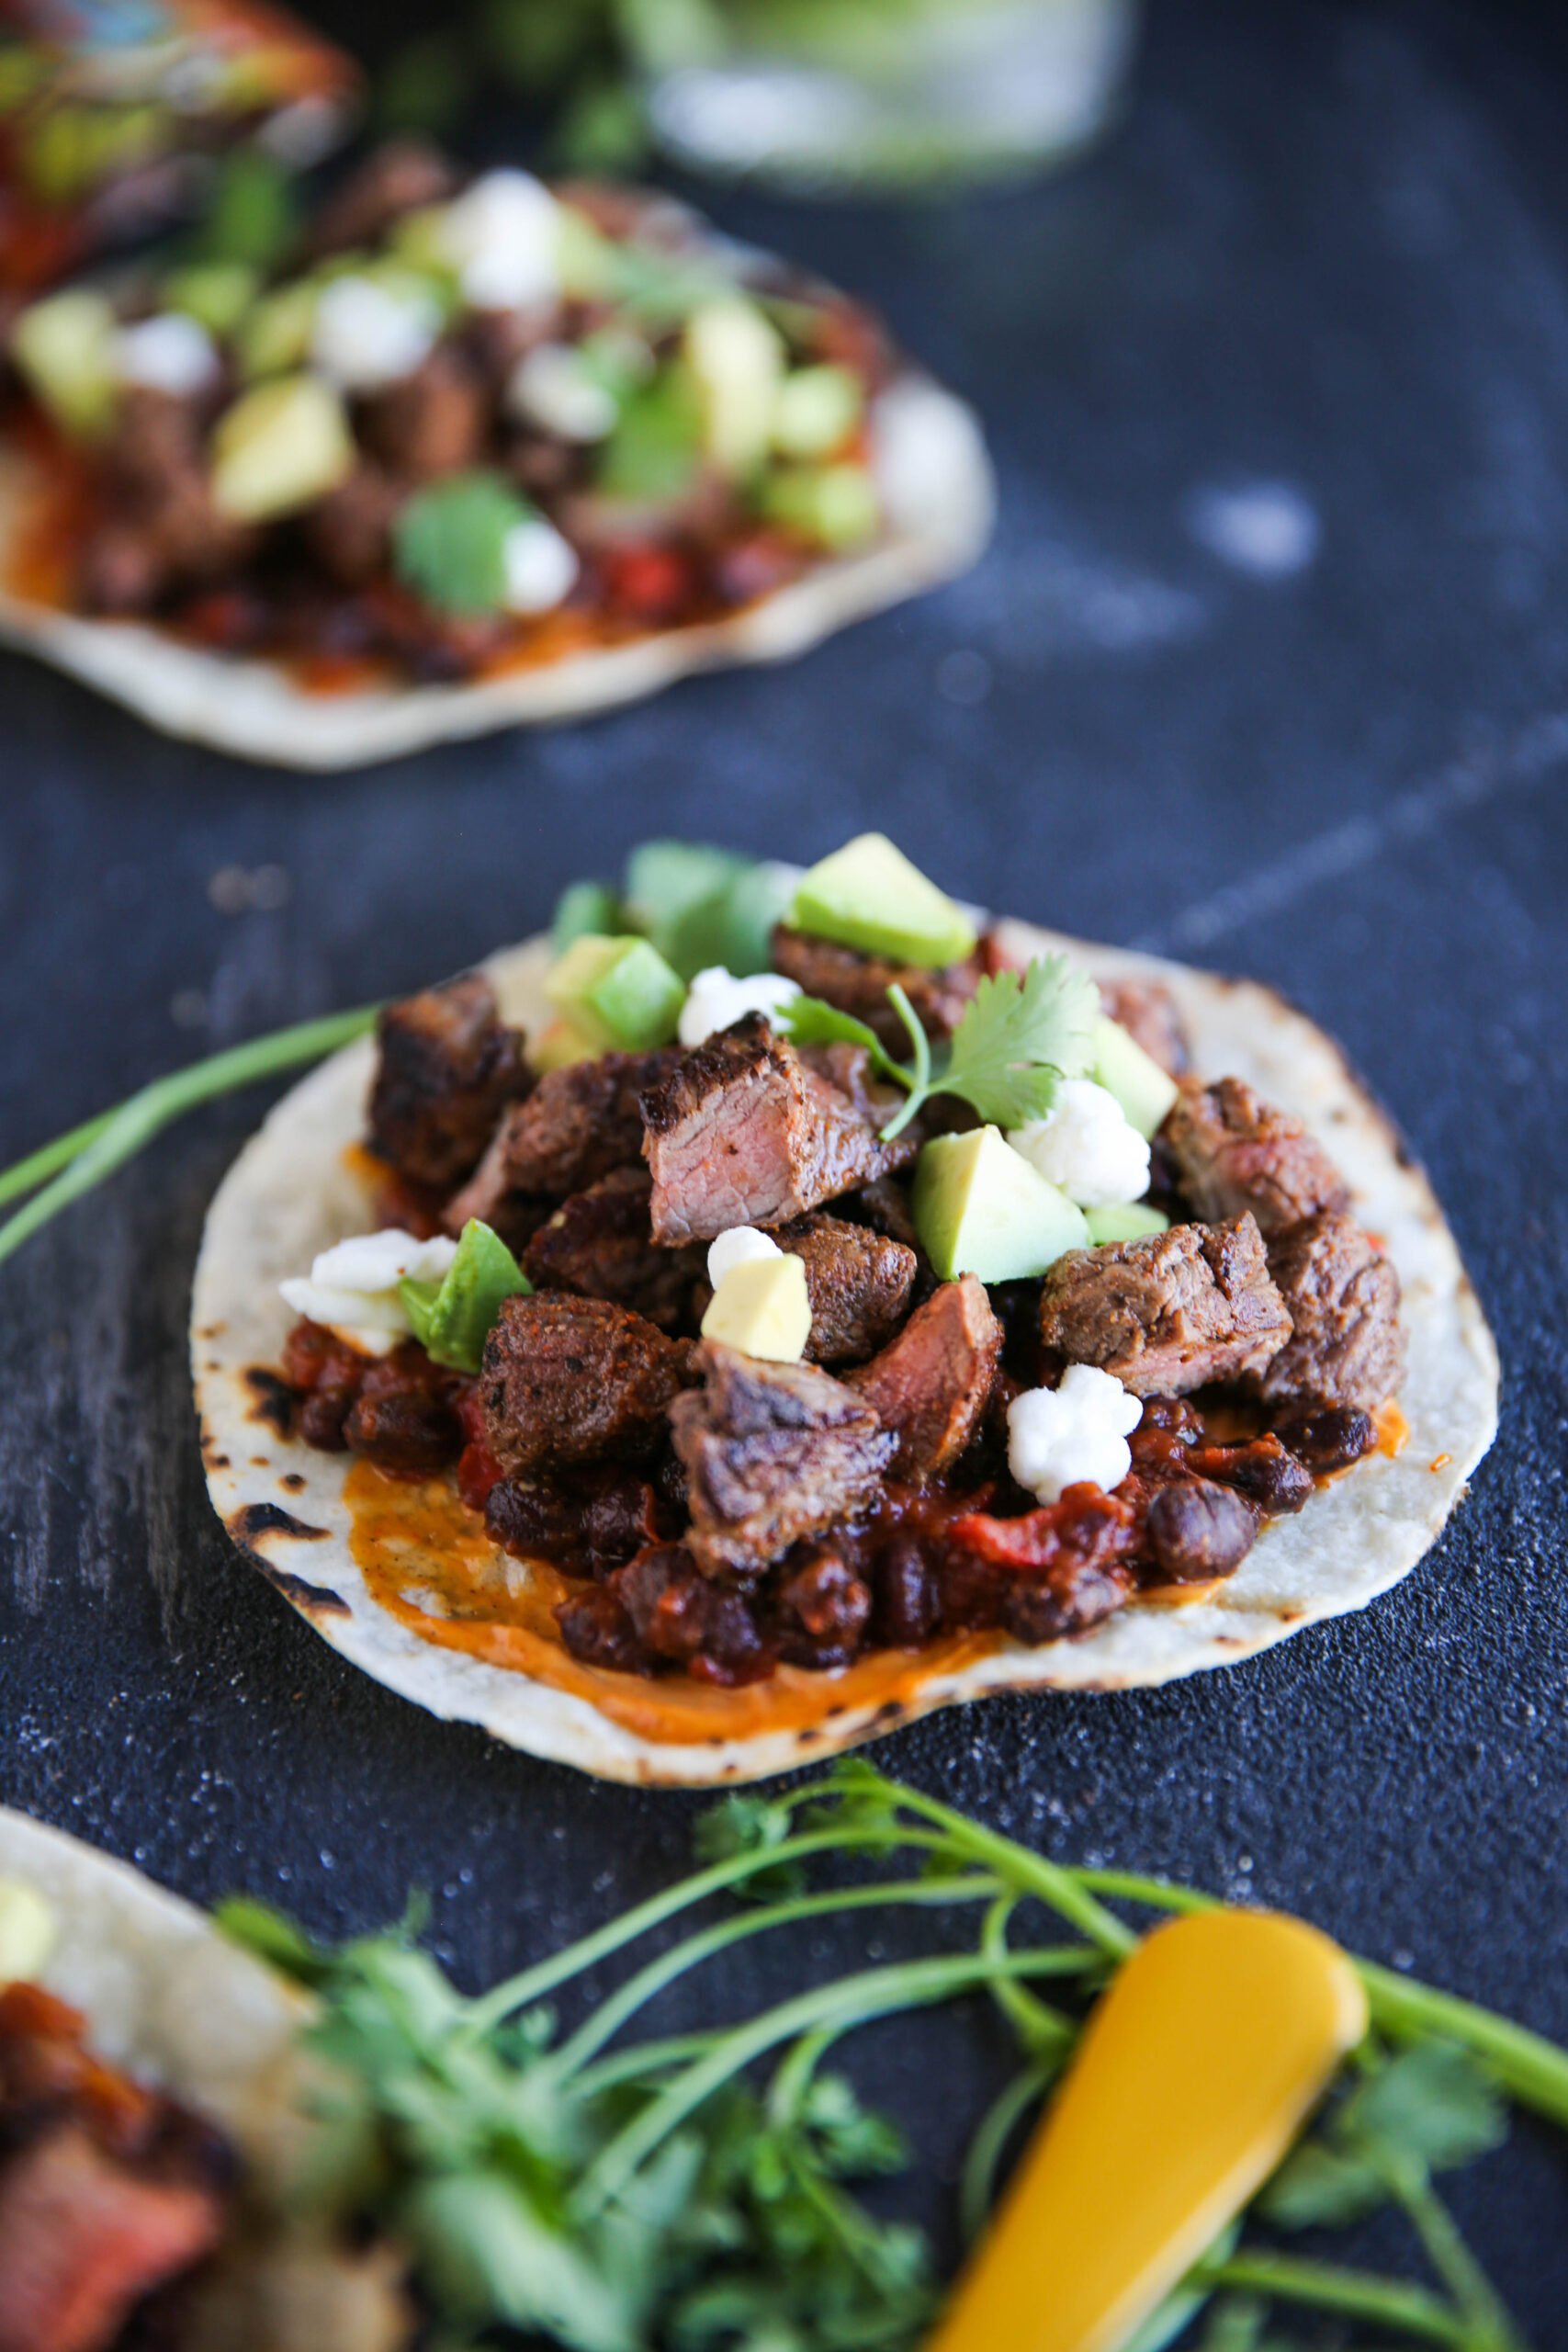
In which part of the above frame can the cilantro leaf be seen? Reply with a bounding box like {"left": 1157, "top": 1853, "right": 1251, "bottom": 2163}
{"left": 780, "top": 997, "right": 909, "bottom": 1089}
{"left": 937, "top": 957, "right": 1101, "bottom": 1130}
{"left": 213, "top": 1895, "right": 332, "bottom": 1985}
{"left": 1258, "top": 2139, "right": 1388, "bottom": 2230}
{"left": 394, "top": 470, "right": 531, "bottom": 616}
{"left": 195, "top": 151, "right": 299, "bottom": 271}
{"left": 1340, "top": 2041, "right": 1508, "bottom": 2177}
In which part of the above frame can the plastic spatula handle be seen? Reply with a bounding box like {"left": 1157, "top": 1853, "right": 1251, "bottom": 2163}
{"left": 931, "top": 1907, "right": 1369, "bottom": 2352}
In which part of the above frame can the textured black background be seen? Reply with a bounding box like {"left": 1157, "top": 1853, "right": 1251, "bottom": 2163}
{"left": 2, "top": 0, "right": 1566, "bottom": 2328}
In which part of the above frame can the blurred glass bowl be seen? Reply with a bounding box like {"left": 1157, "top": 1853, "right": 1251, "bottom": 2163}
{"left": 636, "top": 0, "right": 1141, "bottom": 196}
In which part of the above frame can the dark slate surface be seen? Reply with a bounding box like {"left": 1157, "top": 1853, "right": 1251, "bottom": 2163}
{"left": 2, "top": 0, "right": 1566, "bottom": 2324}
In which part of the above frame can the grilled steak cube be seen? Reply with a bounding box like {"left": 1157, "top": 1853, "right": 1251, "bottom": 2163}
{"left": 369, "top": 972, "right": 528, "bottom": 1193}
{"left": 670, "top": 1342, "right": 895, "bottom": 1577}
{"left": 775, "top": 1215, "right": 919, "bottom": 1363}
{"left": 1100, "top": 978, "right": 1190, "bottom": 1076}
{"left": 524, "top": 1166, "right": 705, "bottom": 1333}
{"left": 447, "top": 1046, "right": 680, "bottom": 1233}
{"left": 771, "top": 924, "right": 978, "bottom": 1051}
{"left": 844, "top": 1274, "right": 1002, "bottom": 1480}
{"left": 0, "top": 1981, "right": 233, "bottom": 2352}
{"left": 1038, "top": 1213, "right": 1291, "bottom": 1396}
{"left": 1162, "top": 1076, "right": 1348, "bottom": 1238}
{"left": 359, "top": 346, "right": 489, "bottom": 481}
{"left": 480, "top": 1293, "right": 692, "bottom": 1474}
{"left": 1257, "top": 1211, "right": 1404, "bottom": 1409}
{"left": 641, "top": 1015, "right": 915, "bottom": 1246}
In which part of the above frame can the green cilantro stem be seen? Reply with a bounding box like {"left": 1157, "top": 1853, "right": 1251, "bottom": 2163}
{"left": 574, "top": 1948, "right": 1089, "bottom": 2219}
{"left": 1071, "top": 1867, "right": 1568, "bottom": 2131}
{"left": 854, "top": 1778, "right": 1137, "bottom": 1962}
{"left": 981, "top": 1894, "right": 1077, "bottom": 2056}
{"left": 461, "top": 1823, "right": 945, "bottom": 2036}
{"left": 0, "top": 1008, "right": 379, "bottom": 1269}
{"left": 551, "top": 1875, "right": 1006, "bottom": 2076}
{"left": 1388, "top": 2169, "right": 1525, "bottom": 2352}
{"left": 878, "top": 983, "right": 932, "bottom": 1141}
{"left": 1194, "top": 2250, "right": 1470, "bottom": 2343}
{"left": 959, "top": 2059, "right": 1054, "bottom": 2244}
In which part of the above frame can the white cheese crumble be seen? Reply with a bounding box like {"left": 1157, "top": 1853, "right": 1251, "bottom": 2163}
{"left": 871, "top": 379, "right": 987, "bottom": 539}
{"left": 114, "top": 313, "right": 219, "bottom": 396}
{"left": 1008, "top": 1364, "right": 1143, "bottom": 1506}
{"left": 433, "top": 170, "right": 561, "bottom": 311}
{"left": 678, "top": 967, "right": 802, "bottom": 1048}
{"left": 279, "top": 1228, "right": 458, "bottom": 1356}
{"left": 507, "top": 342, "right": 618, "bottom": 442}
{"left": 309, "top": 275, "right": 439, "bottom": 391}
{"left": 706, "top": 1226, "right": 783, "bottom": 1291}
{"left": 1009, "top": 1079, "right": 1150, "bottom": 1209}
{"left": 501, "top": 515, "right": 580, "bottom": 614}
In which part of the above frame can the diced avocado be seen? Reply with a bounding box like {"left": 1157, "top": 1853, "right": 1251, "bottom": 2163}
{"left": 1092, "top": 1014, "right": 1179, "bottom": 1140}
{"left": 210, "top": 375, "right": 355, "bottom": 522}
{"left": 914, "top": 1126, "right": 1089, "bottom": 1283}
{"left": 626, "top": 841, "right": 749, "bottom": 932}
{"left": 531, "top": 1016, "right": 602, "bottom": 1072}
{"left": 684, "top": 298, "right": 785, "bottom": 479}
{"left": 164, "top": 260, "right": 260, "bottom": 339}
{"left": 701, "top": 1254, "right": 812, "bottom": 1363}
{"left": 556, "top": 204, "right": 621, "bottom": 302}
{"left": 0, "top": 1880, "right": 56, "bottom": 1986}
{"left": 387, "top": 204, "right": 466, "bottom": 295}
{"left": 546, "top": 933, "right": 686, "bottom": 1052}
{"left": 1084, "top": 1202, "right": 1170, "bottom": 1246}
{"left": 10, "top": 288, "right": 116, "bottom": 437}
{"left": 756, "top": 461, "right": 879, "bottom": 551}
{"left": 553, "top": 878, "right": 623, "bottom": 954}
{"left": 236, "top": 280, "right": 318, "bottom": 380}
{"left": 772, "top": 363, "right": 863, "bottom": 458}
{"left": 792, "top": 833, "right": 977, "bottom": 970}
{"left": 400, "top": 1219, "right": 530, "bottom": 1374}
{"left": 595, "top": 365, "right": 703, "bottom": 503}
{"left": 663, "top": 862, "right": 799, "bottom": 982}
{"left": 361, "top": 254, "right": 457, "bottom": 325}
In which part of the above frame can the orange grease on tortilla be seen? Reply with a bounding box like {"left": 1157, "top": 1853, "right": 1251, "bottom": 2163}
{"left": 1377, "top": 1402, "right": 1409, "bottom": 1458}
{"left": 344, "top": 1458, "right": 1000, "bottom": 1746}
{"left": 1430, "top": 1452, "right": 1452, "bottom": 1472}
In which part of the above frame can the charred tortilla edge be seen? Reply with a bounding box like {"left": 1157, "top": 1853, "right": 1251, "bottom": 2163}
{"left": 189, "top": 923, "right": 1500, "bottom": 1785}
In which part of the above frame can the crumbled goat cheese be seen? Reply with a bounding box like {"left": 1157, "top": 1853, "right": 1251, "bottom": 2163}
{"left": 872, "top": 379, "right": 987, "bottom": 539}
{"left": 706, "top": 1226, "right": 783, "bottom": 1291}
{"left": 279, "top": 1228, "right": 458, "bottom": 1356}
{"left": 507, "top": 343, "right": 618, "bottom": 442}
{"left": 1009, "top": 1079, "right": 1151, "bottom": 1209}
{"left": 434, "top": 170, "right": 561, "bottom": 311}
{"left": 309, "top": 275, "right": 438, "bottom": 391}
{"left": 678, "top": 967, "right": 802, "bottom": 1048}
{"left": 114, "top": 313, "right": 219, "bottom": 396}
{"left": 501, "top": 516, "right": 581, "bottom": 614}
{"left": 1008, "top": 1364, "right": 1144, "bottom": 1506}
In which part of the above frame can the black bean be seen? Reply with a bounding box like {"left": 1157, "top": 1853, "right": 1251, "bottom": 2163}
{"left": 1272, "top": 1405, "right": 1377, "bottom": 1475}
{"left": 1145, "top": 1480, "right": 1259, "bottom": 1583}
{"left": 873, "top": 1534, "right": 939, "bottom": 1647}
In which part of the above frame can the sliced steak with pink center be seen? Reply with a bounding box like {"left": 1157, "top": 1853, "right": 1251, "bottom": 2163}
{"left": 1162, "top": 1075, "right": 1348, "bottom": 1238}
{"left": 1256, "top": 1210, "right": 1404, "bottom": 1408}
{"left": 670, "top": 1342, "right": 895, "bottom": 1577}
{"left": 641, "top": 1015, "right": 915, "bottom": 1246}
{"left": 844, "top": 1275, "right": 1002, "bottom": 1481}
{"left": 480, "top": 1293, "right": 692, "bottom": 1474}
{"left": 1038, "top": 1213, "right": 1292, "bottom": 1396}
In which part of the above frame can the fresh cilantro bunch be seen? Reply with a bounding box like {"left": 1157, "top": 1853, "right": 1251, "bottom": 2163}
{"left": 218, "top": 1763, "right": 1567, "bottom": 2352}
{"left": 784, "top": 954, "right": 1102, "bottom": 1139}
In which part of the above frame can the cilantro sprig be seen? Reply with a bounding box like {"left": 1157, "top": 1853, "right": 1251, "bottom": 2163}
{"left": 784, "top": 953, "right": 1101, "bottom": 1140}
{"left": 393, "top": 469, "right": 533, "bottom": 617}
{"left": 218, "top": 1765, "right": 1566, "bottom": 2352}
